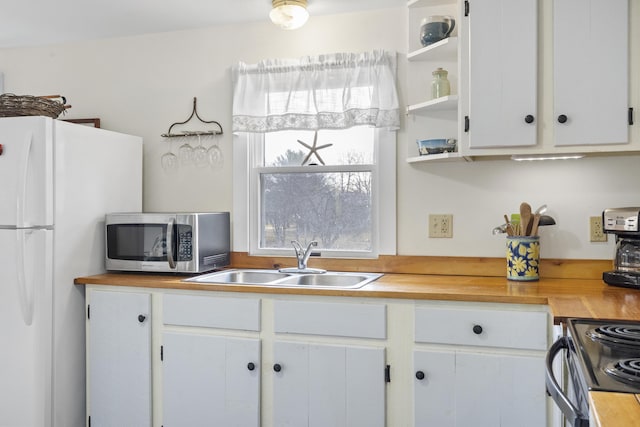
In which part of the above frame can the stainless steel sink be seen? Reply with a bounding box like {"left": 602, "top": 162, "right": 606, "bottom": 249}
{"left": 276, "top": 273, "right": 376, "bottom": 287}
{"left": 183, "top": 269, "right": 382, "bottom": 289}
{"left": 188, "top": 270, "right": 290, "bottom": 284}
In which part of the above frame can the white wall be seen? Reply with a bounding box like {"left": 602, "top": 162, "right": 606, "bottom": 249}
{"left": 1, "top": 7, "right": 636, "bottom": 260}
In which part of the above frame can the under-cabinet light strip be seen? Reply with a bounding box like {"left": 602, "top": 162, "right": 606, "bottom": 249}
{"left": 511, "top": 154, "right": 585, "bottom": 161}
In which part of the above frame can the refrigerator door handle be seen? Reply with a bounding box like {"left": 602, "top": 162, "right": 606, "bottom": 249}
{"left": 16, "top": 132, "right": 34, "bottom": 229}
{"left": 15, "top": 229, "right": 35, "bottom": 326}
{"left": 166, "top": 218, "right": 176, "bottom": 269}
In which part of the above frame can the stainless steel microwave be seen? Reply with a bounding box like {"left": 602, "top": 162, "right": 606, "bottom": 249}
{"left": 105, "top": 212, "right": 230, "bottom": 273}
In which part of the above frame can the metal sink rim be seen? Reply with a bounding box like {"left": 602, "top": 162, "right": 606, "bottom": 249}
{"left": 183, "top": 269, "right": 383, "bottom": 289}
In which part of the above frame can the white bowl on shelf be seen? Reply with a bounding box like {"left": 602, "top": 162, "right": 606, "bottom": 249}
{"left": 417, "top": 138, "right": 457, "bottom": 155}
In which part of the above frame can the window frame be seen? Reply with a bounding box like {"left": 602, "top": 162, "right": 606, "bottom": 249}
{"left": 232, "top": 128, "right": 396, "bottom": 258}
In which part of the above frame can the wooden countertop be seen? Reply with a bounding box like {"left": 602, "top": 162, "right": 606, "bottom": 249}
{"left": 74, "top": 271, "right": 640, "bottom": 323}
{"left": 74, "top": 270, "right": 640, "bottom": 425}
{"left": 590, "top": 392, "right": 640, "bottom": 427}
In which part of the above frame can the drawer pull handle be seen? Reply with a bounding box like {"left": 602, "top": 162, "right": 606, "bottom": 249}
{"left": 473, "top": 324, "right": 483, "bottom": 335}
{"left": 557, "top": 114, "right": 568, "bottom": 124}
{"left": 524, "top": 114, "right": 535, "bottom": 124}
{"left": 273, "top": 363, "right": 282, "bottom": 372}
{"left": 247, "top": 362, "right": 256, "bottom": 371}
{"left": 415, "top": 371, "right": 426, "bottom": 380}
{"left": 137, "top": 315, "right": 146, "bottom": 323}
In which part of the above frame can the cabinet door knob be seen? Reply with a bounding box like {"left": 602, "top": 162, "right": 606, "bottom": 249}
{"left": 137, "top": 315, "right": 146, "bottom": 323}
{"left": 415, "top": 371, "right": 426, "bottom": 380}
{"left": 273, "top": 363, "right": 282, "bottom": 372}
{"left": 557, "top": 114, "right": 568, "bottom": 124}
{"left": 473, "top": 324, "right": 483, "bottom": 335}
{"left": 247, "top": 362, "right": 256, "bottom": 371}
{"left": 524, "top": 115, "right": 535, "bottom": 124}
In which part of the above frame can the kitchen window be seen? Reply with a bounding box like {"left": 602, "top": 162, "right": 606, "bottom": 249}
{"left": 232, "top": 51, "right": 399, "bottom": 258}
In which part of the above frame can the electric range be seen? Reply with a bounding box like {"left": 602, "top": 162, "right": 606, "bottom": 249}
{"left": 569, "top": 318, "right": 640, "bottom": 394}
{"left": 547, "top": 318, "right": 640, "bottom": 427}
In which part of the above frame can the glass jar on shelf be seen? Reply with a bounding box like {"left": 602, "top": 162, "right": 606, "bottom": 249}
{"left": 431, "top": 67, "right": 451, "bottom": 99}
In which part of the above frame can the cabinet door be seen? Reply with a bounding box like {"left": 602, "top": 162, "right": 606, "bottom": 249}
{"left": 467, "top": 0, "right": 537, "bottom": 148}
{"left": 413, "top": 350, "right": 545, "bottom": 427}
{"left": 455, "top": 352, "right": 546, "bottom": 427}
{"left": 554, "top": 0, "right": 628, "bottom": 146}
{"left": 273, "top": 341, "right": 385, "bottom": 427}
{"left": 88, "top": 290, "right": 151, "bottom": 427}
{"left": 414, "top": 350, "right": 456, "bottom": 427}
{"left": 162, "top": 332, "right": 260, "bottom": 427}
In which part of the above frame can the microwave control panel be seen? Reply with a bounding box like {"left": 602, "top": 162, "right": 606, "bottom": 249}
{"left": 177, "top": 226, "right": 193, "bottom": 261}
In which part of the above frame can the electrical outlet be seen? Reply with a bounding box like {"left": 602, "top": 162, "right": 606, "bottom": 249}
{"left": 590, "top": 216, "right": 607, "bottom": 242}
{"left": 429, "top": 214, "right": 453, "bottom": 238}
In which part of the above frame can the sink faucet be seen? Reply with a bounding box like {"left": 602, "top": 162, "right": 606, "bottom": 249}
{"left": 279, "top": 240, "right": 326, "bottom": 274}
{"left": 292, "top": 240, "right": 317, "bottom": 270}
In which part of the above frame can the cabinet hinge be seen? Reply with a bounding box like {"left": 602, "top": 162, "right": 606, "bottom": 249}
{"left": 161, "top": 345, "right": 164, "bottom": 361}
{"left": 464, "top": 1, "right": 470, "bottom": 16}
{"left": 629, "top": 107, "right": 634, "bottom": 126}
{"left": 464, "top": 116, "right": 470, "bottom": 132}
{"left": 385, "top": 365, "right": 391, "bottom": 383}
{"left": 87, "top": 305, "right": 90, "bottom": 320}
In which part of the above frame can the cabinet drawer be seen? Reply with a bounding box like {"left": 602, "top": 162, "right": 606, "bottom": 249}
{"left": 163, "top": 294, "right": 260, "bottom": 331}
{"left": 415, "top": 305, "right": 547, "bottom": 350}
{"left": 275, "top": 300, "right": 386, "bottom": 339}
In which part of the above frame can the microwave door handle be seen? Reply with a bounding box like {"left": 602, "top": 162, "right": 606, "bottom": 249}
{"left": 545, "top": 336, "right": 589, "bottom": 427}
{"left": 166, "top": 218, "right": 176, "bottom": 269}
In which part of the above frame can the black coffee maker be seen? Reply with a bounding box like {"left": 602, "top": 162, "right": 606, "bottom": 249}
{"left": 603, "top": 207, "right": 640, "bottom": 289}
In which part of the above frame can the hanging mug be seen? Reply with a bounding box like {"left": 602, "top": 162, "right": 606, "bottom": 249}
{"left": 420, "top": 15, "right": 456, "bottom": 47}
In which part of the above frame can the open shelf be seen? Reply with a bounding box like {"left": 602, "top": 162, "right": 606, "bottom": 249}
{"left": 408, "top": 37, "right": 457, "bottom": 62}
{"left": 408, "top": 0, "right": 455, "bottom": 7}
{"left": 407, "top": 95, "right": 458, "bottom": 115}
{"left": 407, "top": 152, "right": 471, "bottom": 163}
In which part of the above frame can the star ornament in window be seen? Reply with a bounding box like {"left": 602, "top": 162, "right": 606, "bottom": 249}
{"left": 297, "top": 131, "right": 333, "bottom": 165}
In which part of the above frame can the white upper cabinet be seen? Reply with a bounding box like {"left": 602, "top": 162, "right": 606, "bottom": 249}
{"left": 553, "top": 0, "right": 629, "bottom": 146}
{"left": 465, "top": 0, "right": 538, "bottom": 149}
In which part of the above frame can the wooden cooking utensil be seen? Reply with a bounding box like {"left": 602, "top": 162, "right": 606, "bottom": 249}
{"left": 530, "top": 213, "right": 541, "bottom": 236}
{"left": 520, "top": 202, "right": 532, "bottom": 236}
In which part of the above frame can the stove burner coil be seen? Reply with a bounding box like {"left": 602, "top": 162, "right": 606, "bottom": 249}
{"left": 605, "top": 359, "right": 640, "bottom": 385}
{"left": 587, "top": 324, "right": 640, "bottom": 350}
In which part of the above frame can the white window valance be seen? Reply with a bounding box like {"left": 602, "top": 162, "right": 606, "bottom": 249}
{"left": 232, "top": 50, "right": 400, "bottom": 133}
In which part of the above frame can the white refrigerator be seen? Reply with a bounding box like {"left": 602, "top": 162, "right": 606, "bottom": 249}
{"left": 0, "top": 116, "right": 142, "bottom": 427}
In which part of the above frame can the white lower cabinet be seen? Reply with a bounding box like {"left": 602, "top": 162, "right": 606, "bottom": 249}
{"left": 162, "top": 332, "right": 260, "bottom": 427}
{"left": 414, "top": 349, "right": 545, "bottom": 426}
{"left": 413, "top": 349, "right": 456, "bottom": 425}
{"left": 86, "top": 289, "right": 152, "bottom": 427}
{"left": 273, "top": 341, "right": 386, "bottom": 427}
{"left": 161, "top": 292, "right": 261, "bottom": 426}
{"left": 272, "top": 299, "right": 387, "bottom": 427}
{"left": 85, "top": 286, "right": 553, "bottom": 427}
{"left": 413, "top": 303, "right": 549, "bottom": 427}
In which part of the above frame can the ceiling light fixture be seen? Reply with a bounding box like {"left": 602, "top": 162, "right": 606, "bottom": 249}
{"left": 511, "top": 153, "right": 585, "bottom": 161}
{"left": 270, "top": 0, "right": 309, "bottom": 30}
